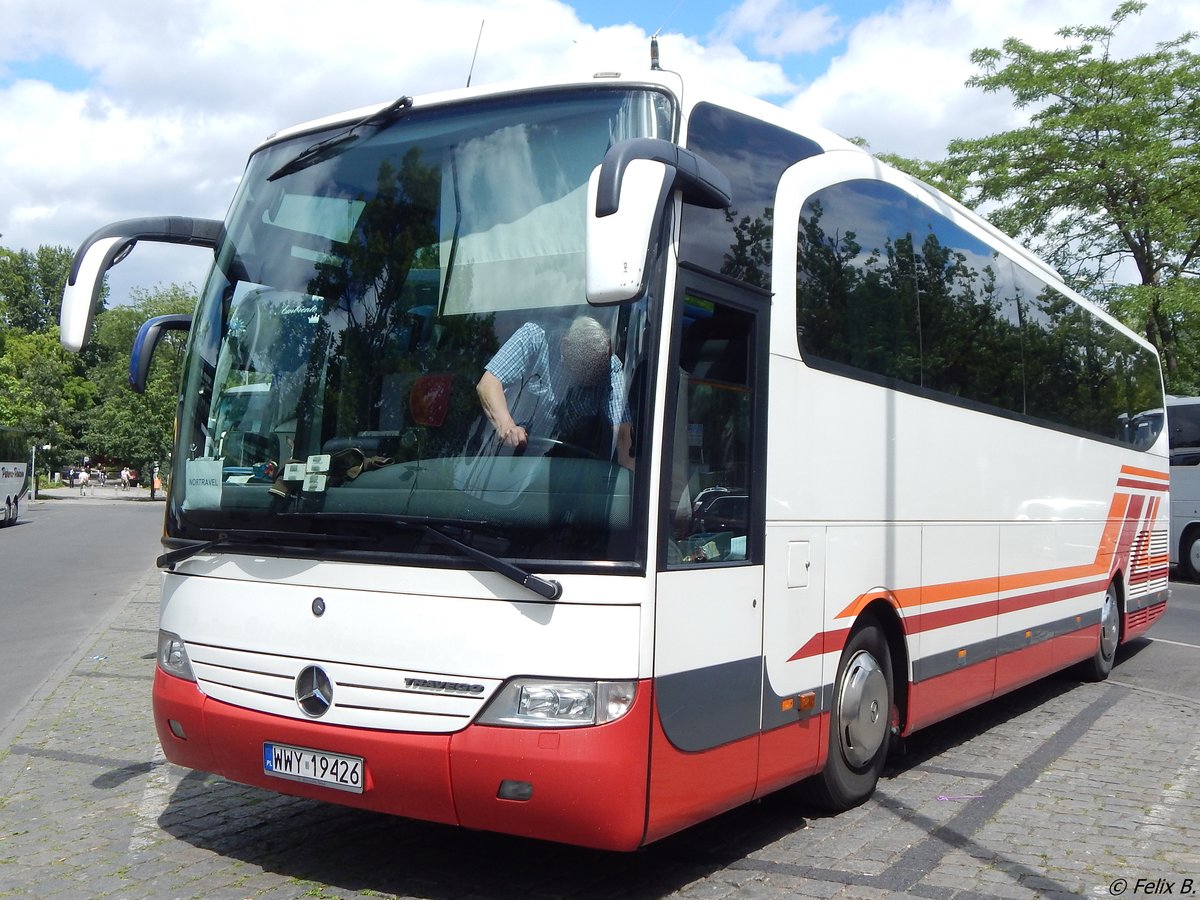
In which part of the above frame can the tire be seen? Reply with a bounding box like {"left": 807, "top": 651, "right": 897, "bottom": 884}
{"left": 1082, "top": 581, "right": 1120, "bottom": 682}
{"left": 810, "top": 615, "right": 894, "bottom": 810}
{"left": 1182, "top": 528, "right": 1200, "bottom": 581}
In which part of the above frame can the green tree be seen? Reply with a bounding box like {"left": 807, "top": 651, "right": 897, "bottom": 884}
{"left": 0, "top": 241, "right": 187, "bottom": 480}
{"left": 846, "top": 137, "right": 970, "bottom": 201}
{"left": 0, "top": 245, "right": 80, "bottom": 333}
{"left": 81, "top": 285, "right": 196, "bottom": 479}
{"left": 945, "top": 2, "right": 1200, "bottom": 388}
{"left": 0, "top": 327, "right": 95, "bottom": 474}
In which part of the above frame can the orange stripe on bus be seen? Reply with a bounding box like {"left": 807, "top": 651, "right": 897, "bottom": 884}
{"left": 834, "top": 485, "right": 1142, "bottom": 621}
{"left": 1120, "top": 464, "right": 1168, "bottom": 482}
{"left": 1117, "top": 478, "right": 1169, "bottom": 493}
{"left": 834, "top": 558, "right": 1111, "bottom": 620}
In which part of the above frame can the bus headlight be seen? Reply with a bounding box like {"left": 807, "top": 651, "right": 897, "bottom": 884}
{"left": 157, "top": 630, "right": 196, "bottom": 682}
{"left": 477, "top": 679, "right": 636, "bottom": 727}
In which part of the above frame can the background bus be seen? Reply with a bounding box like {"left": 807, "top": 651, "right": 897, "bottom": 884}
{"left": 1167, "top": 395, "right": 1200, "bottom": 577}
{"left": 0, "top": 427, "right": 31, "bottom": 527}
{"left": 59, "top": 63, "right": 1168, "bottom": 850}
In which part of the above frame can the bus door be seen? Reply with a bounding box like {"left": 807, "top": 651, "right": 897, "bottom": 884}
{"left": 646, "top": 281, "right": 768, "bottom": 841}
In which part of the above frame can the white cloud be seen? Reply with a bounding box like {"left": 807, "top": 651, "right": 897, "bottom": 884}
{"left": 0, "top": 2, "right": 646, "bottom": 296}
{"left": 3, "top": 0, "right": 1198, "bottom": 302}
{"left": 714, "top": 0, "right": 841, "bottom": 57}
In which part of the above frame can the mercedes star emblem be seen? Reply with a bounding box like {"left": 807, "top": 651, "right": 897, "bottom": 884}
{"left": 295, "top": 665, "right": 334, "bottom": 718}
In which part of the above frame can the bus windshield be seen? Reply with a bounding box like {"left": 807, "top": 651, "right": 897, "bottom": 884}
{"left": 170, "top": 88, "right": 674, "bottom": 567}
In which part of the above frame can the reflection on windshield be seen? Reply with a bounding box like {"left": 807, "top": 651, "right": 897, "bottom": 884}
{"left": 171, "top": 90, "right": 672, "bottom": 566}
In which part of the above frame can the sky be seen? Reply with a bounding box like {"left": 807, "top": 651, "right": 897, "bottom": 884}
{"left": 2, "top": 0, "right": 1198, "bottom": 303}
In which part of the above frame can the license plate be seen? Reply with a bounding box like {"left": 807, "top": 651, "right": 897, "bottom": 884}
{"left": 263, "top": 742, "right": 364, "bottom": 793}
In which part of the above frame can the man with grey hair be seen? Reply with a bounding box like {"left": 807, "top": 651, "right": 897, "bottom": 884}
{"left": 476, "top": 315, "right": 633, "bottom": 467}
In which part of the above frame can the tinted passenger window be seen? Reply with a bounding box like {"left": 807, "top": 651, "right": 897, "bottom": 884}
{"left": 1170, "top": 402, "right": 1200, "bottom": 451}
{"left": 913, "top": 210, "right": 1024, "bottom": 410}
{"left": 796, "top": 179, "right": 1163, "bottom": 448}
{"left": 1018, "top": 268, "right": 1094, "bottom": 431}
{"left": 1090, "top": 322, "right": 1165, "bottom": 446}
{"left": 795, "top": 181, "right": 921, "bottom": 383}
{"left": 1018, "top": 267, "right": 1162, "bottom": 441}
{"left": 682, "top": 104, "right": 822, "bottom": 286}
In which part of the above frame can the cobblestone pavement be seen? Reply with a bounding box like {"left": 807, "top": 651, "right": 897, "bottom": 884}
{"left": 0, "top": 571, "right": 1197, "bottom": 900}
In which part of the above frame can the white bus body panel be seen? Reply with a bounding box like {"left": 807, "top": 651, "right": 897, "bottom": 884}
{"left": 161, "top": 561, "right": 645, "bottom": 733}
{"left": 763, "top": 147, "right": 1168, "bottom": 720}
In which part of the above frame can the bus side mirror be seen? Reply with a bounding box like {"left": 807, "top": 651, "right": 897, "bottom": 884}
{"left": 60, "top": 217, "right": 222, "bottom": 352}
{"left": 585, "top": 138, "right": 731, "bottom": 306}
{"left": 129, "top": 314, "right": 193, "bottom": 393}
{"left": 585, "top": 159, "right": 673, "bottom": 306}
{"left": 61, "top": 235, "right": 134, "bottom": 353}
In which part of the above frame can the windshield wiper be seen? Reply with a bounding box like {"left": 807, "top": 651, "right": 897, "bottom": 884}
{"left": 283, "top": 512, "right": 564, "bottom": 601}
{"left": 161, "top": 513, "right": 564, "bottom": 601}
{"left": 267, "top": 95, "right": 414, "bottom": 181}
{"left": 157, "top": 528, "right": 364, "bottom": 569}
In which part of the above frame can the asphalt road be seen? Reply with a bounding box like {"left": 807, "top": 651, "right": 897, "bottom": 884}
{"left": 1151, "top": 575, "right": 1200, "bottom": 645}
{"left": 1115, "top": 574, "right": 1200, "bottom": 707}
{"left": 0, "top": 486, "right": 164, "bottom": 740}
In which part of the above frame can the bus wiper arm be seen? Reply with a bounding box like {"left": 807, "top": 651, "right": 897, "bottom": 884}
{"left": 158, "top": 539, "right": 220, "bottom": 569}
{"left": 286, "top": 512, "right": 564, "bottom": 601}
{"left": 157, "top": 529, "right": 363, "bottom": 569}
{"left": 418, "top": 521, "right": 564, "bottom": 601}
{"left": 268, "top": 95, "right": 414, "bottom": 181}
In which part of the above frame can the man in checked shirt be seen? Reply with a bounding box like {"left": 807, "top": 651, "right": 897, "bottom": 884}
{"left": 476, "top": 315, "right": 635, "bottom": 469}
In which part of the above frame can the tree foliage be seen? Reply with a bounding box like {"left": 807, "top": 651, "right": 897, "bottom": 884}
{"left": 0, "top": 245, "right": 81, "bottom": 333}
{"left": 944, "top": 1, "right": 1200, "bottom": 389}
{"left": 845, "top": 137, "right": 971, "bottom": 201}
{"left": 0, "top": 245, "right": 195, "bottom": 481}
{"left": 0, "top": 328, "right": 94, "bottom": 473}
{"left": 81, "top": 285, "right": 194, "bottom": 473}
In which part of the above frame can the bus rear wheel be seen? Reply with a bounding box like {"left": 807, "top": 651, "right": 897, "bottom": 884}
{"left": 1182, "top": 528, "right": 1200, "bottom": 581}
{"left": 809, "top": 615, "right": 894, "bottom": 810}
{"left": 1082, "top": 581, "right": 1120, "bottom": 682}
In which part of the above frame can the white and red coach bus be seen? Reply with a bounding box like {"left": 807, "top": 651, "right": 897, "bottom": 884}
{"left": 60, "top": 60, "right": 1167, "bottom": 850}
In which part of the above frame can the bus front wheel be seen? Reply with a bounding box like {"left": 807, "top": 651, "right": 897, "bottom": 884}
{"left": 810, "top": 615, "right": 894, "bottom": 810}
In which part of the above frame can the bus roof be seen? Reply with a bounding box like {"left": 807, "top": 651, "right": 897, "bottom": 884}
{"left": 255, "top": 67, "right": 861, "bottom": 158}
